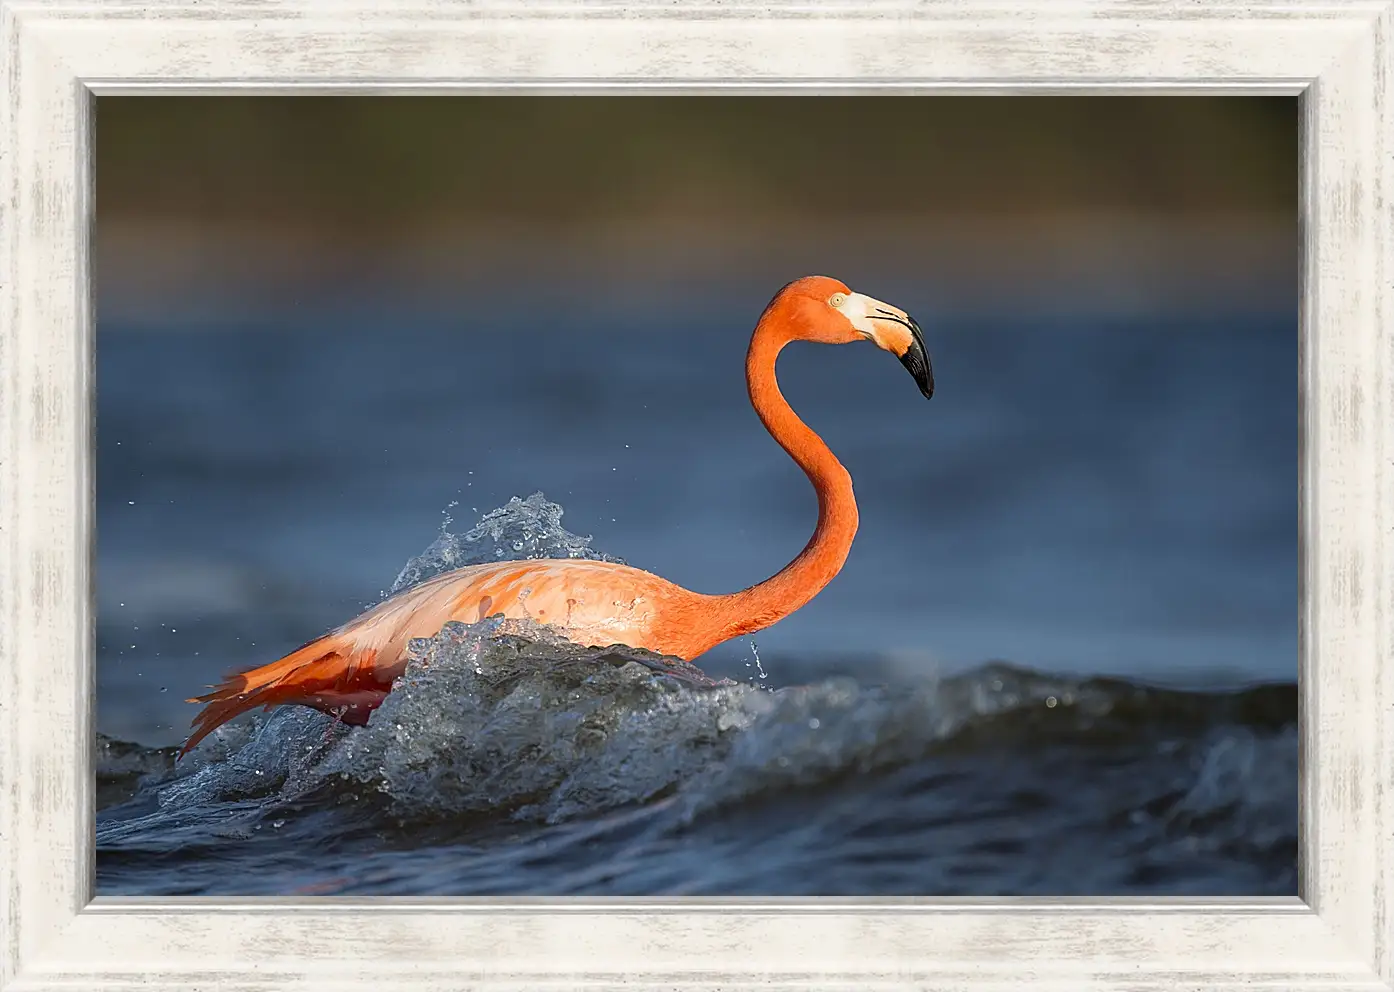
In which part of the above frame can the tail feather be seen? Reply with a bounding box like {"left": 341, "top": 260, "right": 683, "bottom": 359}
{"left": 179, "top": 634, "right": 372, "bottom": 758}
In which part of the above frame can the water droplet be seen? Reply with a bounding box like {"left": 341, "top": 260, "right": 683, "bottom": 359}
{"left": 1045, "top": 696, "right": 1058, "bottom": 708}
{"left": 159, "top": 686, "right": 167, "bottom": 693}
{"left": 808, "top": 718, "right": 820, "bottom": 729}
{"left": 748, "top": 640, "right": 768, "bottom": 682}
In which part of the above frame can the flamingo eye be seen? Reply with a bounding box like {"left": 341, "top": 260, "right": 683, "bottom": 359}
{"left": 829, "top": 293, "right": 847, "bottom": 308}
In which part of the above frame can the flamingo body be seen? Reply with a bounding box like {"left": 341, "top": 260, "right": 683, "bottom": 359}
{"left": 181, "top": 276, "right": 933, "bottom": 756}
{"left": 183, "top": 558, "right": 725, "bottom": 754}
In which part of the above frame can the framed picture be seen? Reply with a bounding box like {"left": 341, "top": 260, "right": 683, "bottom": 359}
{"left": 2, "top": 1, "right": 1390, "bottom": 989}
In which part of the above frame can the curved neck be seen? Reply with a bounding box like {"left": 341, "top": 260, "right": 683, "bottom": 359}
{"left": 715, "top": 308, "right": 859, "bottom": 639}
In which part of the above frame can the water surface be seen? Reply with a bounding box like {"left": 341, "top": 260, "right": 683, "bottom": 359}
{"left": 96, "top": 306, "right": 1295, "bottom": 894}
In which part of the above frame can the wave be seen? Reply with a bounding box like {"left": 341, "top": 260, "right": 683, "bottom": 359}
{"left": 96, "top": 494, "right": 1296, "bottom": 894}
{"left": 97, "top": 616, "right": 1295, "bottom": 844}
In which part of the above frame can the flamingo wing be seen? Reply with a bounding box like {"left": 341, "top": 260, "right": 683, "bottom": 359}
{"left": 180, "top": 557, "right": 688, "bottom": 755}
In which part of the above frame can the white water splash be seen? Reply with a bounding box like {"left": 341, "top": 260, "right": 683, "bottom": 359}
{"left": 389, "top": 492, "right": 624, "bottom": 595}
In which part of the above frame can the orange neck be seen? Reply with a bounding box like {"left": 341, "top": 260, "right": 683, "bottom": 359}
{"left": 714, "top": 308, "right": 859, "bottom": 640}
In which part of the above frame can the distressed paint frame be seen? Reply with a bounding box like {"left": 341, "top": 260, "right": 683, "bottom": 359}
{"left": 1, "top": 1, "right": 1390, "bottom": 989}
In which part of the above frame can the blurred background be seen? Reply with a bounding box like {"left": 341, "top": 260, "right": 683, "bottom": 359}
{"left": 96, "top": 97, "right": 1296, "bottom": 747}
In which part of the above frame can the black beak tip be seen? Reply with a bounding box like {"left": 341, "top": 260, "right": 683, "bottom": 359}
{"left": 899, "top": 315, "right": 934, "bottom": 401}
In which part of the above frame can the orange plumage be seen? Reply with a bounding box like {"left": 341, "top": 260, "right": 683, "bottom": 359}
{"left": 181, "top": 276, "right": 933, "bottom": 756}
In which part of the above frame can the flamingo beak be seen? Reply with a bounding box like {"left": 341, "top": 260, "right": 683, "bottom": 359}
{"left": 842, "top": 292, "right": 935, "bottom": 399}
{"left": 899, "top": 314, "right": 934, "bottom": 400}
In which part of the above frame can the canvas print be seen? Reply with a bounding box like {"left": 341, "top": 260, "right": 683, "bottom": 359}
{"left": 95, "top": 97, "right": 1296, "bottom": 896}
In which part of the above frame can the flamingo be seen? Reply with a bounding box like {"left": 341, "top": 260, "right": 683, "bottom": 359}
{"left": 180, "top": 275, "right": 933, "bottom": 757}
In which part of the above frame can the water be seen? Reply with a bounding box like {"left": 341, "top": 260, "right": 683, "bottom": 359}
{"left": 97, "top": 492, "right": 1296, "bottom": 896}
{"left": 95, "top": 305, "right": 1296, "bottom": 894}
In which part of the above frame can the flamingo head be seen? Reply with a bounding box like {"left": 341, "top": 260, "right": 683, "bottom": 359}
{"left": 773, "top": 275, "right": 934, "bottom": 400}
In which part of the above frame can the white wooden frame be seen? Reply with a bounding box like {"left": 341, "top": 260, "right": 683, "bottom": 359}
{"left": 1, "top": 0, "right": 1389, "bottom": 989}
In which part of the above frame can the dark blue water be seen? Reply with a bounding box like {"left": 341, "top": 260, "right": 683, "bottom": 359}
{"left": 95, "top": 302, "right": 1296, "bottom": 895}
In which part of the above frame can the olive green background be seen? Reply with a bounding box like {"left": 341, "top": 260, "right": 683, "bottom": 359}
{"left": 96, "top": 96, "right": 1296, "bottom": 321}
